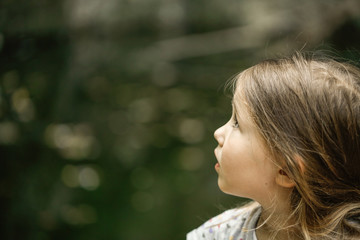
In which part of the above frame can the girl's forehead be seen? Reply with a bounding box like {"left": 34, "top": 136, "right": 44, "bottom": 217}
{"left": 232, "top": 93, "right": 252, "bottom": 122}
{"left": 232, "top": 87, "right": 248, "bottom": 110}
{"left": 231, "top": 74, "right": 254, "bottom": 119}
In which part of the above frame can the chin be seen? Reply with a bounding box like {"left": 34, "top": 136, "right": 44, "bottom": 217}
{"left": 218, "top": 181, "right": 249, "bottom": 198}
{"left": 217, "top": 180, "right": 233, "bottom": 195}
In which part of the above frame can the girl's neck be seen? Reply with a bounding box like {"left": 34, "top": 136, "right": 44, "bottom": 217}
{"left": 255, "top": 206, "right": 302, "bottom": 240}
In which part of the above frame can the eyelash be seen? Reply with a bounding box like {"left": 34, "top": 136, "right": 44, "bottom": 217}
{"left": 232, "top": 115, "right": 239, "bottom": 128}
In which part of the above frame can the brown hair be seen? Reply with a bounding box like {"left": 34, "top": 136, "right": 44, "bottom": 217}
{"left": 234, "top": 52, "right": 360, "bottom": 239}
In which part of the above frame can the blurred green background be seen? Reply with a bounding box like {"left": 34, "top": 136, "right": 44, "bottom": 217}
{"left": 1, "top": 0, "right": 360, "bottom": 239}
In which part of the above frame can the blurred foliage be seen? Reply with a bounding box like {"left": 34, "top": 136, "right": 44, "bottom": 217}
{"left": 1, "top": 0, "right": 360, "bottom": 239}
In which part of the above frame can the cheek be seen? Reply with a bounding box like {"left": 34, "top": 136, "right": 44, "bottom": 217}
{"left": 220, "top": 144, "right": 237, "bottom": 166}
{"left": 221, "top": 138, "right": 248, "bottom": 165}
{"left": 220, "top": 145, "right": 244, "bottom": 178}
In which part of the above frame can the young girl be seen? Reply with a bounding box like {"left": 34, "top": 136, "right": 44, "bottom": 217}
{"left": 187, "top": 53, "right": 360, "bottom": 240}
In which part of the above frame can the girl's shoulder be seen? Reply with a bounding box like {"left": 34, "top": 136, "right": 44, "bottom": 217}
{"left": 186, "top": 201, "right": 261, "bottom": 240}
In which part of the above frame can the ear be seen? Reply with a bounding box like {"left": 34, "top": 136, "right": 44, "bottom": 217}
{"left": 275, "top": 168, "right": 295, "bottom": 188}
{"left": 275, "top": 154, "right": 304, "bottom": 188}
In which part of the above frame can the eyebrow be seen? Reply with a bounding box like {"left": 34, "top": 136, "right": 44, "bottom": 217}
{"left": 231, "top": 99, "right": 238, "bottom": 115}
{"left": 231, "top": 99, "right": 247, "bottom": 126}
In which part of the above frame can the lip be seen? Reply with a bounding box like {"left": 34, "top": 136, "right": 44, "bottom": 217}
{"left": 214, "top": 148, "right": 220, "bottom": 171}
{"left": 215, "top": 162, "right": 220, "bottom": 171}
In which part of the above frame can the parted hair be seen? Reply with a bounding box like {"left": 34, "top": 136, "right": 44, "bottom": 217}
{"left": 234, "top": 52, "right": 360, "bottom": 240}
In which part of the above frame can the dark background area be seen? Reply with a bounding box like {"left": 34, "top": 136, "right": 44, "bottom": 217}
{"left": 1, "top": 0, "right": 360, "bottom": 239}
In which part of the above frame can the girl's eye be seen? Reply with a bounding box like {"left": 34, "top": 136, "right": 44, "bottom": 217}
{"left": 232, "top": 116, "right": 239, "bottom": 128}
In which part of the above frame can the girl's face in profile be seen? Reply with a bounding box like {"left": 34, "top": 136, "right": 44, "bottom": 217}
{"left": 213, "top": 92, "right": 279, "bottom": 204}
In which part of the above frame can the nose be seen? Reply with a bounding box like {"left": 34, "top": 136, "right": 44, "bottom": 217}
{"left": 214, "top": 125, "right": 225, "bottom": 147}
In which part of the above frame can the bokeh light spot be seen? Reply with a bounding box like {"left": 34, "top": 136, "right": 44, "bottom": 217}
{"left": 11, "top": 88, "right": 36, "bottom": 122}
{"left": 60, "top": 204, "right": 97, "bottom": 225}
{"left": 44, "top": 124, "right": 100, "bottom": 160}
{"left": 78, "top": 166, "right": 100, "bottom": 191}
{"left": 164, "top": 88, "right": 192, "bottom": 112}
{"left": 0, "top": 121, "right": 19, "bottom": 145}
{"left": 178, "top": 118, "right": 205, "bottom": 144}
{"left": 52, "top": 124, "right": 72, "bottom": 149}
{"left": 129, "top": 98, "right": 157, "bottom": 123}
